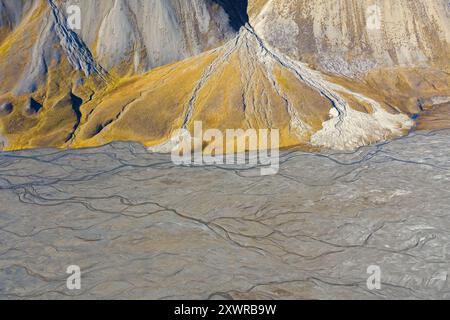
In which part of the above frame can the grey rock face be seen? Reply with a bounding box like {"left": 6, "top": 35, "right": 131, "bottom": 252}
{"left": 0, "top": 102, "right": 13, "bottom": 116}
{"left": 212, "top": 0, "right": 249, "bottom": 30}
{"left": 0, "top": 0, "right": 37, "bottom": 32}
{"left": 0, "top": 130, "right": 450, "bottom": 299}
{"left": 253, "top": 0, "right": 450, "bottom": 76}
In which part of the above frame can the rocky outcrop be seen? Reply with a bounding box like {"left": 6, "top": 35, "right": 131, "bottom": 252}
{"left": 91, "top": 25, "right": 414, "bottom": 152}
{"left": 61, "top": 0, "right": 235, "bottom": 73}
{"left": 0, "top": 0, "right": 37, "bottom": 42}
{"left": 0, "top": 102, "right": 13, "bottom": 116}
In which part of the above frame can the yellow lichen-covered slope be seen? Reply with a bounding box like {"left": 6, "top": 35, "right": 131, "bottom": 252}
{"left": 1, "top": 0, "right": 450, "bottom": 152}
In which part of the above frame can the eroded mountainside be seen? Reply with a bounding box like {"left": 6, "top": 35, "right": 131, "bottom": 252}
{"left": 252, "top": 0, "right": 450, "bottom": 75}
{"left": 0, "top": 0, "right": 449, "bottom": 151}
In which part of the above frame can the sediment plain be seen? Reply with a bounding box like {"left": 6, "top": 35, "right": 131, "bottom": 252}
{"left": 0, "top": 129, "right": 449, "bottom": 299}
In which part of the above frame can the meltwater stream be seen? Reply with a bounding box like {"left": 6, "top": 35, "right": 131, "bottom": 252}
{"left": 0, "top": 130, "right": 449, "bottom": 299}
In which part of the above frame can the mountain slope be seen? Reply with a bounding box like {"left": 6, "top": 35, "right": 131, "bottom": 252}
{"left": 69, "top": 0, "right": 234, "bottom": 74}
{"left": 0, "top": 0, "right": 235, "bottom": 149}
{"left": 251, "top": 0, "right": 450, "bottom": 76}
{"left": 0, "top": 0, "right": 450, "bottom": 152}
{"left": 67, "top": 25, "right": 415, "bottom": 151}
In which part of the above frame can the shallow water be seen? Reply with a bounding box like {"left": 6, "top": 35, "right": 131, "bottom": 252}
{"left": 0, "top": 130, "right": 449, "bottom": 299}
